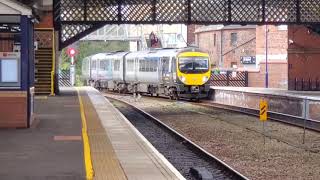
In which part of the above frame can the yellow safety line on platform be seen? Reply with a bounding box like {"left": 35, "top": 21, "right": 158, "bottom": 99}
{"left": 76, "top": 88, "right": 94, "bottom": 180}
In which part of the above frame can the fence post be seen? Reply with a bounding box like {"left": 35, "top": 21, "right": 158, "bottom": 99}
{"left": 245, "top": 71, "right": 249, "bottom": 87}
{"left": 309, "top": 78, "right": 311, "bottom": 90}
{"left": 302, "top": 78, "right": 304, "bottom": 91}
{"left": 226, "top": 71, "right": 230, "bottom": 86}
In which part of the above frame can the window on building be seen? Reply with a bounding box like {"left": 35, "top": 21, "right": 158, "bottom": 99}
{"left": 231, "top": 62, "right": 237, "bottom": 68}
{"left": 231, "top": 33, "right": 237, "bottom": 46}
{"left": 214, "top": 34, "right": 216, "bottom": 46}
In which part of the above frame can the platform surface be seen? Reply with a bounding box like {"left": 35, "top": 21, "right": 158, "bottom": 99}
{"left": 0, "top": 88, "right": 85, "bottom": 180}
{"left": 211, "top": 86, "right": 320, "bottom": 100}
{"left": 79, "top": 87, "right": 184, "bottom": 180}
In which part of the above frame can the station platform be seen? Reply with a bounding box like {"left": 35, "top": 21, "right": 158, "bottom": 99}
{"left": 210, "top": 86, "right": 320, "bottom": 122}
{"left": 0, "top": 87, "right": 183, "bottom": 180}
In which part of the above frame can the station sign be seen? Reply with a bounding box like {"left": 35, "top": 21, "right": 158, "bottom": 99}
{"left": 0, "top": 52, "right": 20, "bottom": 58}
{"left": 240, "top": 56, "right": 256, "bottom": 64}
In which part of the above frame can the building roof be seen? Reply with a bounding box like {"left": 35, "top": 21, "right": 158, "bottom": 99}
{"left": 195, "top": 25, "right": 256, "bottom": 33}
{"left": 0, "top": 0, "right": 33, "bottom": 16}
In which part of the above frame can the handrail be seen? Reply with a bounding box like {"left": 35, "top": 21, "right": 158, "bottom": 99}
{"left": 35, "top": 28, "right": 55, "bottom": 96}
{"left": 51, "top": 29, "right": 56, "bottom": 96}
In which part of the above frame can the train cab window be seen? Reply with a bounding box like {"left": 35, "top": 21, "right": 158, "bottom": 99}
{"left": 127, "top": 59, "right": 134, "bottom": 72}
{"left": 91, "top": 60, "right": 97, "bottom": 70}
{"left": 99, "top": 60, "right": 109, "bottom": 71}
{"left": 114, "top": 60, "right": 120, "bottom": 71}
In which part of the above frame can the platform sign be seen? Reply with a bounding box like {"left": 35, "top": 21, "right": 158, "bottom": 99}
{"left": 259, "top": 99, "right": 268, "bottom": 121}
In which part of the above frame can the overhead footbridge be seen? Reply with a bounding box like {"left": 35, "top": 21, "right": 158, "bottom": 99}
{"left": 53, "top": 0, "right": 320, "bottom": 49}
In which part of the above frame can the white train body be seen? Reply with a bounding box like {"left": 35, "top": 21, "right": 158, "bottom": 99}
{"left": 82, "top": 48, "right": 211, "bottom": 100}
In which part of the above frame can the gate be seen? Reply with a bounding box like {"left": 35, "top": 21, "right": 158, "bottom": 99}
{"left": 59, "top": 70, "right": 71, "bottom": 87}
{"left": 209, "top": 71, "right": 248, "bottom": 87}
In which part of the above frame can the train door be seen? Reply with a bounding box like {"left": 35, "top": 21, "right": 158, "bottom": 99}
{"left": 161, "top": 57, "right": 171, "bottom": 85}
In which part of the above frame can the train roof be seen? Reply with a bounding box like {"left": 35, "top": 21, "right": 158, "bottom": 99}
{"left": 83, "top": 47, "right": 206, "bottom": 61}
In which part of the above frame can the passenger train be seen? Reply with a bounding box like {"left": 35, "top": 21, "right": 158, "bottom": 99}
{"left": 82, "top": 48, "right": 211, "bottom": 100}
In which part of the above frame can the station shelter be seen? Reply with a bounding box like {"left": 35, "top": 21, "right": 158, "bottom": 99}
{"left": 0, "top": 1, "right": 35, "bottom": 128}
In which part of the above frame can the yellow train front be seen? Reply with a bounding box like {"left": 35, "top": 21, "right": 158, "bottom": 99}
{"left": 172, "top": 49, "right": 211, "bottom": 100}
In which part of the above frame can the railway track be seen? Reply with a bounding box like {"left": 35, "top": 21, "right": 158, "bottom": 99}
{"left": 108, "top": 96, "right": 248, "bottom": 180}
{"left": 198, "top": 101, "right": 320, "bottom": 132}
{"left": 104, "top": 90, "right": 320, "bottom": 132}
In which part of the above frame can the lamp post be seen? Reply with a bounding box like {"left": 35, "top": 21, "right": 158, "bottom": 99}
{"left": 265, "top": 25, "right": 269, "bottom": 88}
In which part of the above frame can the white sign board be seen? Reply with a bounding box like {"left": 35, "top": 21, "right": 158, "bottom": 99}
{"left": 1, "top": 59, "right": 18, "bottom": 82}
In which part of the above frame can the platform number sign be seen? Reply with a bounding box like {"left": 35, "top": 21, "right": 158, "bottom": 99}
{"left": 259, "top": 99, "right": 268, "bottom": 121}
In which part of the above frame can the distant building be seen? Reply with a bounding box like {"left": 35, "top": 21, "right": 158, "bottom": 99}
{"left": 195, "top": 25, "right": 256, "bottom": 69}
{"left": 195, "top": 25, "right": 289, "bottom": 89}
{"left": 81, "top": 24, "right": 188, "bottom": 51}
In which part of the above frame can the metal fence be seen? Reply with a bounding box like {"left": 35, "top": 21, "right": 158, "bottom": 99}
{"left": 289, "top": 78, "right": 320, "bottom": 91}
{"left": 59, "top": 70, "right": 71, "bottom": 87}
{"left": 209, "top": 71, "right": 248, "bottom": 87}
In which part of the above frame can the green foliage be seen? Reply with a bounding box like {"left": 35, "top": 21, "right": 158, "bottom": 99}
{"left": 59, "top": 48, "right": 70, "bottom": 70}
{"left": 59, "top": 40, "right": 129, "bottom": 86}
{"left": 74, "top": 41, "right": 129, "bottom": 76}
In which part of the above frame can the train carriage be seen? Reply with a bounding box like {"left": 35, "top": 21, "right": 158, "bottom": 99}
{"left": 82, "top": 47, "right": 211, "bottom": 100}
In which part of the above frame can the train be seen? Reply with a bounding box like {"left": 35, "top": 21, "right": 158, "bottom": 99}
{"left": 81, "top": 47, "right": 211, "bottom": 100}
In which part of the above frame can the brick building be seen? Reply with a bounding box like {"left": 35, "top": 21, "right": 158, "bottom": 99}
{"left": 287, "top": 25, "right": 320, "bottom": 90}
{"left": 195, "top": 25, "right": 289, "bottom": 89}
{"left": 195, "top": 25, "right": 256, "bottom": 69}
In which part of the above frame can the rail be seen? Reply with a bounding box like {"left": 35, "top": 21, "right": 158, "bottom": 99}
{"left": 108, "top": 96, "right": 248, "bottom": 180}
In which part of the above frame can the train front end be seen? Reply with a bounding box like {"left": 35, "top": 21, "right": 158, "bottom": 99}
{"left": 176, "top": 51, "right": 211, "bottom": 100}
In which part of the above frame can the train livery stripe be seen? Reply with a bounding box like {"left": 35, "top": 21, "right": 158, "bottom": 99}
{"left": 76, "top": 88, "right": 94, "bottom": 180}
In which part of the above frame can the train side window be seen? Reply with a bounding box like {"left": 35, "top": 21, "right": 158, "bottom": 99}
{"left": 161, "top": 57, "right": 170, "bottom": 73}
{"left": 100, "top": 60, "right": 108, "bottom": 71}
{"left": 152, "top": 60, "right": 158, "bottom": 72}
{"left": 114, "top": 60, "right": 120, "bottom": 71}
{"left": 145, "top": 59, "right": 150, "bottom": 72}
{"left": 92, "top": 60, "right": 96, "bottom": 70}
{"left": 139, "top": 59, "right": 145, "bottom": 72}
{"left": 171, "top": 57, "right": 176, "bottom": 73}
{"left": 127, "top": 59, "right": 134, "bottom": 72}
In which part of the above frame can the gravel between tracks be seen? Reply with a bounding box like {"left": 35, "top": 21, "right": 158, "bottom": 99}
{"left": 106, "top": 93, "right": 320, "bottom": 180}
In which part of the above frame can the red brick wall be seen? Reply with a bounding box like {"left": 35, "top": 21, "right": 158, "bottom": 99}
{"left": 35, "top": 12, "right": 53, "bottom": 29}
{"left": 221, "top": 29, "right": 256, "bottom": 68}
{"left": 187, "top": 25, "right": 196, "bottom": 44}
{"left": 256, "top": 25, "right": 288, "bottom": 56}
{"left": 287, "top": 25, "right": 320, "bottom": 90}
{"left": 196, "top": 30, "right": 220, "bottom": 67}
{"left": 0, "top": 33, "right": 14, "bottom": 52}
{"left": 253, "top": 25, "right": 288, "bottom": 89}
{"left": 196, "top": 27, "right": 256, "bottom": 68}
{"left": 0, "top": 92, "right": 28, "bottom": 128}
{"left": 248, "top": 62, "right": 288, "bottom": 88}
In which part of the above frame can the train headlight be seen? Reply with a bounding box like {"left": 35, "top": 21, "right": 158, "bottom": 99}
{"left": 179, "top": 76, "right": 186, "bottom": 82}
{"left": 202, "top": 76, "right": 209, "bottom": 82}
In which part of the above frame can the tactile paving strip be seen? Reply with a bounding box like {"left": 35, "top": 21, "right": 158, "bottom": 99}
{"left": 81, "top": 92, "right": 127, "bottom": 180}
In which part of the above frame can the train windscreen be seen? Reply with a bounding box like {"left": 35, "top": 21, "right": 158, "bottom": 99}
{"left": 178, "top": 57, "right": 209, "bottom": 74}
